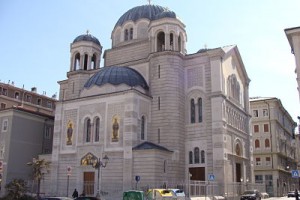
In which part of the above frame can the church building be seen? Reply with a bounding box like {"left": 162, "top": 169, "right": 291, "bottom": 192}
{"left": 41, "top": 3, "right": 252, "bottom": 199}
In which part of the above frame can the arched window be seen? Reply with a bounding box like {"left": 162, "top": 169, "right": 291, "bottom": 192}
{"left": 191, "top": 99, "right": 195, "bottom": 123}
{"left": 157, "top": 32, "right": 165, "bottom": 52}
{"left": 15, "top": 92, "right": 20, "bottom": 99}
{"left": 74, "top": 53, "right": 80, "bottom": 70}
{"left": 37, "top": 98, "right": 42, "bottom": 105}
{"left": 198, "top": 98, "right": 203, "bottom": 122}
{"left": 227, "top": 75, "right": 240, "bottom": 103}
{"left": 201, "top": 150, "right": 205, "bottom": 163}
{"left": 91, "top": 54, "right": 97, "bottom": 69}
{"left": 94, "top": 117, "right": 100, "bottom": 142}
{"left": 141, "top": 116, "right": 145, "bottom": 140}
{"left": 255, "top": 139, "right": 260, "bottom": 148}
{"left": 124, "top": 29, "right": 129, "bottom": 41}
{"left": 189, "top": 151, "right": 193, "bottom": 164}
{"left": 129, "top": 28, "right": 133, "bottom": 40}
{"left": 265, "top": 139, "right": 270, "bottom": 148}
{"left": 85, "top": 118, "right": 91, "bottom": 142}
{"left": 84, "top": 54, "right": 88, "bottom": 70}
{"left": 170, "top": 33, "right": 174, "bottom": 50}
{"left": 236, "top": 143, "right": 241, "bottom": 156}
{"left": 194, "top": 147, "right": 199, "bottom": 164}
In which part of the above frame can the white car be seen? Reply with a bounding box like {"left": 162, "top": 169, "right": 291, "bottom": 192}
{"left": 169, "top": 189, "right": 190, "bottom": 200}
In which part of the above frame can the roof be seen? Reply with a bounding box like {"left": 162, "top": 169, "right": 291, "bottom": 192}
{"left": 0, "top": 106, "right": 54, "bottom": 119}
{"left": 73, "top": 33, "right": 101, "bottom": 46}
{"left": 115, "top": 4, "right": 177, "bottom": 28}
{"left": 84, "top": 66, "right": 149, "bottom": 90}
{"left": 132, "top": 141, "right": 172, "bottom": 152}
{"left": 249, "top": 97, "right": 276, "bottom": 102}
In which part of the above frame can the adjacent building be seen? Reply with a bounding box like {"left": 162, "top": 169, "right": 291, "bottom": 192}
{"left": 40, "top": 3, "right": 253, "bottom": 200}
{"left": 285, "top": 26, "right": 300, "bottom": 101}
{"left": 0, "top": 82, "right": 56, "bottom": 197}
{"left": 250, "top": 97, "right": 297, "bottom": 197}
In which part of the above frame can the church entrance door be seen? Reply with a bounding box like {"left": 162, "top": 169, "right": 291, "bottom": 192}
{"left": 83, "top": 172, "right": 95, "bottom": 196}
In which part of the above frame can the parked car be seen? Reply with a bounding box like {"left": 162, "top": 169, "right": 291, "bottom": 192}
{"left": 240, "top": 190, "right": 262, "bottom": 200}
{"left": 288, "top": 191, "right": 296, "bottom": 197}
{"left": 169, "top": 189, "right": 190, "bottom": 200}
{"left": 75, "top": 197, "right": 101, "bottom": 200}
{"left": 41, "top": 197, "right": 73, "bottom": 200}
{"left": 261, "top": 192, "right": 269, "bottom": 199}
{"left": 123, "top": 190, "right": 145, "bottom": 200}
{"left": 146, "top": 189, "right": 176, "bottom": 200}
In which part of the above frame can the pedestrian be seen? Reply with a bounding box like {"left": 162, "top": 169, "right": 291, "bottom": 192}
{"left": 72, "top": 188, "right": 79, "bottom": 199}
{"left": 295, "top": 189, "right": 299, "bottom": 200}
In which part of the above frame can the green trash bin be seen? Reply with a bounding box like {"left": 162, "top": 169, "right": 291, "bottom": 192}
{"left": 123, "top": 190, "right": 145, "bottom": 200}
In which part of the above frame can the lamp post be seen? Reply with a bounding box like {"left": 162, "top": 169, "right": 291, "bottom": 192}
{"left": 92, "top": 155, "right": 109, "bottom": 198}
{"left": 240, "top": 178, "right": 243, "bottom": 194}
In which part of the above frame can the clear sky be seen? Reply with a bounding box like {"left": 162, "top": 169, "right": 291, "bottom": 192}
{"left": 1, "top": 0, "right": 300, "bottom": 122}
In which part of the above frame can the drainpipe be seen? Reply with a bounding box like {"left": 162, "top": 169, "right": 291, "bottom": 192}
{"left": 264, "top": 100, "right": 273, "bottom": 168}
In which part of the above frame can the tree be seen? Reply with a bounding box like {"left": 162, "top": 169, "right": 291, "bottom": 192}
{"left": 4, "top": 179, "right": 27, "bottom": 200}
{"left": 27, "top": 158, "right": 50, "bottom": 199}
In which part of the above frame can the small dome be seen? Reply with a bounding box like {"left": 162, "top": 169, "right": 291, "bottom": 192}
{"left": 84, "top": 66, "right": 149, "bottom": 90}
{"left": 73, "top": 33, "right": 101, "bottom": 46}
{"left": 115, "top": 4, "right": 177, "bottom": 28}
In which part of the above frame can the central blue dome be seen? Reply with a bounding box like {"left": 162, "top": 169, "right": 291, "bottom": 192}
{"left": 84, "top": 66, "right": 149, "bottom": 90}
{"left": 115, "top": 4, "right": 177, "bottom": 28}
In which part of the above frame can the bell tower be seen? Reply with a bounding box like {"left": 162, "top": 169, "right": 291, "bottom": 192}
{"left": 60, "top": 31, "right": 102, "bottom": 101}
{"left": 70, "top": 31, "right": 102, "bottom": 72}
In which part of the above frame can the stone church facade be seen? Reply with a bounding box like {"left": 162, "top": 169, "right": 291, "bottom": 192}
{"left": 41, "top": 3, "right": 253, "bottom": 199}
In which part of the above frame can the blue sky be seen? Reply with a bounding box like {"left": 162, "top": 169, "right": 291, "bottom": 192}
{"left": 1, "top": 0, "right": 300, "bottom": 122}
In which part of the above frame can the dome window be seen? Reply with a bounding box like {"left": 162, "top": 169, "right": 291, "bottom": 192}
{"left": 124, "top": 29, "right": 129, "bottom": 41}
{"left": 157, "top": 32, "right": 165, "bottom": 52}
{"left": 130, "top": 28, "right": 133, "bottom": 40}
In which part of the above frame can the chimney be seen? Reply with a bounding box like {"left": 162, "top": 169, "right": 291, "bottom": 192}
{"left": 31, "top": 87, "right": 37, "bottom": 93}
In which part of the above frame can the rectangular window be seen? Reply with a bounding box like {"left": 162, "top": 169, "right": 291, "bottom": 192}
{"left": 158, "top": 97, "right": 160, "bottom": 110}
{"left": 2, "top": 119, "right": 8, "bottom": 132}
{"left": 254, "top": 125, "right": 259, "bottom": 133}
{"left": 26, "top": 95, "right": 32, "bottom": 102}
{"left": 253, "top": 110, "right": 258, "bottom": 117}
{"left": 256, "top": 157, "right": 261, "bottom": 166}
{"left": 44, "top": 126, "right": 51, "bottom": 139}
{"left": 0, "top": 103, "right": 6, "bottom": 109}
{"left": 47, "top": 101, "right": 52, "bottom": 108}
{"left": 158, "top": 65, "right": 160, "bottom": 78}
{"left": 0, "top": 147, "right": 4, "bottom": 159}
{"left": 2, "top": 88, "right": 7, "bottom": 96}
{"left": 266, "top": 157, "right": 271, "bottom": 166}
{"left": 158, "top": 128, "right": 160, "bottom": 143}
{"left": 255, "top": 175, "right": 263, "bottom": 183}
{"left": 264, "top": 124, "right": 269, "bottom": 132}
{"left": 263, "top": 109, "right": 269, "bottom": 117}
{"left": 72, "top": 82, "right": 75, "bottom": 94}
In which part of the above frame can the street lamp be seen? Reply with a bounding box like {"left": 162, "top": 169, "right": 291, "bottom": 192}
{"left": 246, "top": 178, "right": 249, "bottom": 189}
{"left": 92, "top": 155, "right": 109, "bottom": 198}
